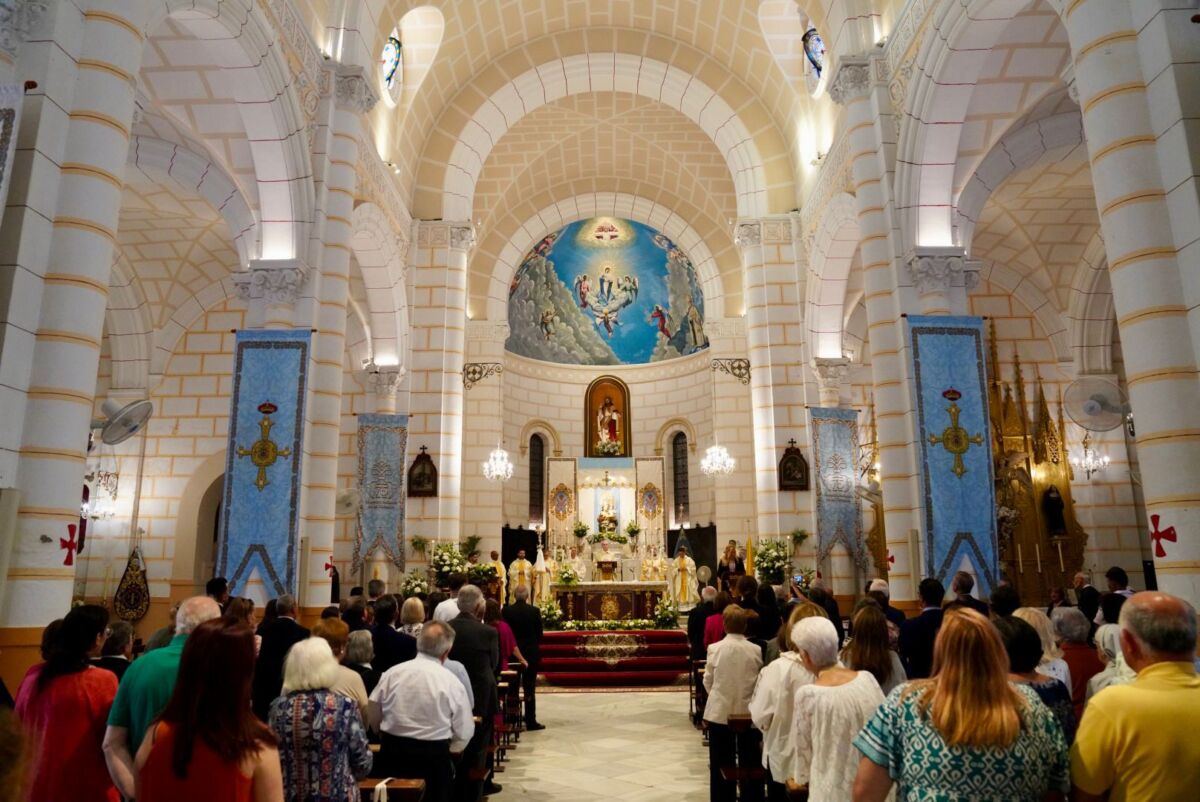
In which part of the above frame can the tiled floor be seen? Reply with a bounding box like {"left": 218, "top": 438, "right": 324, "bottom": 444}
{"left": 497, "top": 689, "right": 708, "bottom": 801}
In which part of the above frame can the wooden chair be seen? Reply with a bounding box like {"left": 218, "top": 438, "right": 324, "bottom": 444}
{"left": 720, "top": 714, "right": 766, "bottom": 799}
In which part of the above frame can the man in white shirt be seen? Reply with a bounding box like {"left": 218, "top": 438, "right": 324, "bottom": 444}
{"left": 703, "top": 605, "right": 764, "bottom": 802}
{"left": 368, "top": 621, "right": 475, "bottom": 802}
{"left": 433, "top": 572, "right": 468, "bottom": 623}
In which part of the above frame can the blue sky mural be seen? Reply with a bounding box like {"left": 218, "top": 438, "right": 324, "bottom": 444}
{"left": 506, "top": 218, "right": 708, "bottom": 365}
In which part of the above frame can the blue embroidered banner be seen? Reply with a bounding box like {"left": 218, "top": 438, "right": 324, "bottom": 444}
{"left": 809, "top": 407, "right": 867, "bottom": 570}
{"left": 354, "top": 413, "right": 408, "bottom": 572}
{"left": 218, "top": 330, "right": 310, "bottom": 597}
{"left": 907, "top": 315, "right": 998, "bottom": 593}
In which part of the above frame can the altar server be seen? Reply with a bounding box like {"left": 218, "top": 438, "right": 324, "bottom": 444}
{"left": 508, "top": 550, "right": 534, "bottom": 605}
{"left": 670, "top": 545, "right": 701, "bottom": 611}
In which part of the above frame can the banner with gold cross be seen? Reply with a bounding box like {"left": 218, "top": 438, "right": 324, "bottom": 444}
{"left": 218, "top": 329, "right": 310, "bottom": 597}
{"left": 907, "top": 316, "right": 998, "bottom": 593}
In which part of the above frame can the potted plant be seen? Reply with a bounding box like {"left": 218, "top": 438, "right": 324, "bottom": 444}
{"left": 430, "top": 542, "right": 467, "bottom": 587}
{"left": 409, "top": 535, "right": 429, "bottom": 558}
{"left": 398, "top": 570, "right": 430, "bottom": 598}
{"left": 468, "top": 562, "right": 500, "bottom": 600}
{"left": 537, "top": 596, "right": 564, "bottom": 630}
{"left": 789, "top": 528, "right": 810, "bottom": 551}
{"left": 557, "top": 563, "right": 581, "bottom": 586}
{"left": 624, "top": 520, "right": 642, "bottom": 539}
{"left": 572, "top": 521, "right": 590, "bottom": 540}
{"left": 458, "top": 534, "right": 482, "bottom": 561}
{"left": 755, "top": 538, "right": 793, "bottom": 586}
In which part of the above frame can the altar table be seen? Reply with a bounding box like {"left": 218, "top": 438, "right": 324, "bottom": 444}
{"left": 554, "top": 581, "right": 667, "bottom": 621}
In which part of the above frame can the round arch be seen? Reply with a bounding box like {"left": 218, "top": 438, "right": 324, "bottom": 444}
{"left": 106, "top": 254, "right": 154, "bottom": 392}
{"left": 519, "top": 419, "right": 563, "bottom": 458}
{"left": 171, "top": 450, "right": 228, "bottom": 589}
{"left": 351, "top": 202, "right": 410, "bottom": 369}
{"left": 654, "top": 418, "right": 697, "bottom": 456}
{"left": 1066, "top": 232, "right": 1115, "bottom": 374}
{"left": 806, "top": 192, "right": 861, "bottom": 359}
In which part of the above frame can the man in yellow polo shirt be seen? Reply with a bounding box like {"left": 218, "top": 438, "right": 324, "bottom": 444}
{"left": 1071, "top": 591, "right": 1200, "bottom": 801}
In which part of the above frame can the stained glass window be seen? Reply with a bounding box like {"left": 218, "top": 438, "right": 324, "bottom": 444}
{"left": 381, "top": 36, "right": 402, "bottom": 90}
{"left": 672, "top": 431, "right": 690, "bottom": 523}
{"left": 803, "top": 28, "right": 826, "bottom": 76}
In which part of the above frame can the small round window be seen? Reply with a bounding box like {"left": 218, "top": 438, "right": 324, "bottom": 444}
{"left": 801, "top": 26, "right": 827, "bottom": 96}
{"left": 380, "top": 33, "right": 403, "bottom": 105}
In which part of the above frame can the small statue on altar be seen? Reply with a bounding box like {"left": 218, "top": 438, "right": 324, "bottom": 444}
{"left": 488, "top": 549, "right": 507, "bottom": 605}
{"left": 534, "top": 547, "right": 557, "bottom": 604}
{"left": 507, "top": 549, "right": 534, "bottom": 604}
{"left": 1042, "top": 485, "right": 1068, "bottom": 537}
{"left": 669, "top": 545, "right": 700, "bottom": 611}
{"left": 639, "top": 544, "right": 668, "bottom": 582}
{"left": 597, "top": 492, "right": 618, "bottom": 536}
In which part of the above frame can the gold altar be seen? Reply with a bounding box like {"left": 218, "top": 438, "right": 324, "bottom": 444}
{"left": 554, "top": 581, "right": 667, "bottom": 621}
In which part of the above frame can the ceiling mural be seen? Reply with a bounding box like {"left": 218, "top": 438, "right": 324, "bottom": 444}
{"left": 506, "top": 218, "right": 709, "bottom": 366}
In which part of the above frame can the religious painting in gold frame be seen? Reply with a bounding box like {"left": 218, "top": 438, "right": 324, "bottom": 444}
{"left": 585, "top": 375, "right": 631, "bottom": 458}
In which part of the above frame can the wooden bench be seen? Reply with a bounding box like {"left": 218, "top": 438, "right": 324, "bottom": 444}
{"left": 357, "top": 778, "right": 425, "bottom": 801}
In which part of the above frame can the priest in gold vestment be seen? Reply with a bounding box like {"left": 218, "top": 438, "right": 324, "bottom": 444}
{"left": 668, "top": 545, "right": 700, "bottom": 610}
{"left": 488, "top": 550, "right": 507, "bottom": 606}
{"left": 508, "top": 549, "right": 534, "bottom": 604}
{"left": 639, "top": 545, "right": 668, "bottom": 581}
{"left": 534, "top": 547, "right": 558, "bottom": 604}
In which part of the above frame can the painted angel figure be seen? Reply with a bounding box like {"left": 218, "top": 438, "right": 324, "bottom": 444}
{"left": 539, "top": 309, "right": 556, "bottom": 340}
{"left": 649, "top": 304, "right": 671, "bottom": 338}
{"left": 573, "top": 273, "right": 591, "bottom": 309}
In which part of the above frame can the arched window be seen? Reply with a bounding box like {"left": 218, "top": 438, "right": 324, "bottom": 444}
{"left": 672, "top": 431, "right": 690, "bottom": 523}
{"left": 528, "top": 434, "right": 546, "bottom": 524}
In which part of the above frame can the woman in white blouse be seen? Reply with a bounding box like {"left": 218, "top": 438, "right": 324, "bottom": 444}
{"left": 790, "top": 616, "right": 887, "bottom": 802}
{"left": 1013, "top": 607, "right": 1072, "bottom": 688}
{"left": 748, "top": 602, "right": 827, "bottom": 802}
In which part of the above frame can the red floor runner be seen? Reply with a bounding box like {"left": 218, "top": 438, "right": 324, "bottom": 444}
{"left": 540, "top": 629, "right": 690, "bottom": 687}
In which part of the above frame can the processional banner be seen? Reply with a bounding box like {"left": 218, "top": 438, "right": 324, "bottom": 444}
{"left": 218, "top": 330, "right": 310, "bottom": 597}
{"left": 546, "top": 458, "right": 577, "bottom": 552}
{"left": 354, "top": 414, "right": 408, "bottom": 572}
{"left": 907, "top": 315, "right": 998, "bottom": 593}
{"left": 809, "top": 407, "right": 867, "bottom": 570}
{"left": 635, "top": 457, "right": 666, "bottom": 549}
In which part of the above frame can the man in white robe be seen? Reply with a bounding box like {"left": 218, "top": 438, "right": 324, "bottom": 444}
{"left": 488, "top": 550, "right": 507, "bottom": 605}
{"left": 669, "top": 545, "right": 700, "bottom": 611}
{"left": 508, "top": 549, "right": 534, "bottom": 605}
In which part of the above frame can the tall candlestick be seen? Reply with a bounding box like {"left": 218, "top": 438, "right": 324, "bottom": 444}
{"left": 1035, "top": 543, "right": 1042, "bottom": 573}
{"left": 1056, "top": 541, "right": 1064, "bottom": 572}
{"left": 1017, "top": 543, "right": 1024, "bottom": 573}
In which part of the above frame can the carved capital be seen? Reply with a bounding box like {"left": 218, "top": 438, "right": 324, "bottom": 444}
{"left": 0, "top": 1, "right": 48, "bottom": 60}
{"left": 234, "top": 258, "right": 309, "bottom": 305}
{"left": 335, "top": 65, "right": 379, "bottom": 115}
{"left": 813, "top": 357, "right": 851, "bottom": 386}
{"left": 734, "top": 221, "right": 762, "bottom": 248}
{"left": 449, "top": 225, "right": 476, "bottom": 252}
{"left": 905, "top": 248, "right": 981, "bottom": 295}
{"left": 364, "top": 364, "right": 405, "bottom": 397}
{"left": 828, "top": 58, "right": 872, "bottom": 105}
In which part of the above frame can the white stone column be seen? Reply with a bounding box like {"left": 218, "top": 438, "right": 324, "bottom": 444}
{"left": 460, "top": 323, "right": 508, "bottom": 553}
{"left": 366, "top": 366, "right": 405, "bottom": 415}
{"left": 232, "top": 259, "right": 309, "bottom": 329}
{"left": 813, "top": 357, "right": 851, "bottom": 408}
{"left": 1061, "top": 0, "right": 1200, "bottom": 604}
{"left": 904, "top": 248, "right": 980, "bottom": 317}
{"left": 2, "top": 1, "right": 146, "bottom": 626}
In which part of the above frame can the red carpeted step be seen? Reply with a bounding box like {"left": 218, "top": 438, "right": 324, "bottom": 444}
{"left": 540, "top": 655, "right": 690, "bottom": 672}
{"left": 541, "top": 670, "right": 686, "bottom": 687}
{"left": 539, "top": 629, "right": 690, "bottom": 687}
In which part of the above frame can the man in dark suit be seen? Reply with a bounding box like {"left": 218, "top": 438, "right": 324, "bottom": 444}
{"left": 253, "top": 593, "right": 309, "bottom": 719}
{"left": 448, "top": 584, "right": 500, "bottom": 800}
{"left": 899, "top": 578, "right": 946, "bottom": 680}
{"left": 949, "top": 571, "right": 990, "bottom": 617}
{"left": 687, "top": 586, "right": 717, "bottom": 661}
{"left": 1074, "top": 571, "right": 1101, "bottom": 622}
{"left": 502, "top": 584, "right": 545, "bottom": 730}
{"left": 371, "top": 594, "right": 417, "bottom": 675}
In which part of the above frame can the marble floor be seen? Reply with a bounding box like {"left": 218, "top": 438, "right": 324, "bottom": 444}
{"left": 496, "top": 689, "right": 708, "bottom": 801}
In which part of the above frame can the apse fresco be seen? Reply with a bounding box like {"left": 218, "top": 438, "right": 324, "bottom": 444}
{"left": 506, "top": 218, "right": 708, "bottom": 365}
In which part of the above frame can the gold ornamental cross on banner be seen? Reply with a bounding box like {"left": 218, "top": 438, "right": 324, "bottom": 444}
{"left": 928, "top": 388, "right": 983, "bottom": 478}
{"left": 237, "top": 401, "right": 291, "bottom": 491}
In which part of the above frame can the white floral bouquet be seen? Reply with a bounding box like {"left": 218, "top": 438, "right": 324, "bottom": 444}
{"left": 755, "top": 538, "right": 794, "bottom": 585}
{"left": 562, "top": 618, "right": 655, "bottom": 631}
{"left": 587, "top": 531, "right": 628, "bottom": 544}
{"left": 653, "top": 595, "right": 680, "bottom": 628}
{"left": 538, "top": 596, "right": 564, "bottom": 629}
{"left": 557, "top": 564, "right": 581, "bottom": 586}
{"left": 431, "top": 541, "right": 467, "bottom": 586}
{"left": 398, "top": 570, "right": 430, "bottom": 598}
{"left": 595, "top": 439, "right": 621, "bottom": 456}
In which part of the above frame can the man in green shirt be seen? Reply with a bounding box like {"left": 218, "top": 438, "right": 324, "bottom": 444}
{"left": 102, "top": 595, "right": 220, "bottom": 798}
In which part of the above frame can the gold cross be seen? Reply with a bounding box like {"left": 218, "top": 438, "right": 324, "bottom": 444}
{"left": 928, "top": 390, "right": 983, "bottom": 478}
{"left": 237, "top": 402, "right": 291, "bottom": 491}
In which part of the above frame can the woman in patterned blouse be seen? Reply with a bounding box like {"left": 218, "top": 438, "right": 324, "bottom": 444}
{"left": 852, "top": 608, "right": 1070, "bottom": 801}
{"left": 269, "top": 638, "right": 373, "bottom": 802}
{"left": 995, "top": 615, "right": 1076, "bottom": 744}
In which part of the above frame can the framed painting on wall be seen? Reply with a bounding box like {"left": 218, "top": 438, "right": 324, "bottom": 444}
{"left": 585, "top": 375, "right": 631, "bottom": 458}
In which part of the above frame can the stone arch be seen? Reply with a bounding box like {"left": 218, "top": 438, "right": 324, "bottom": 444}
{"left": 978, "top": 258, "right": 1071, "bottom": 363}
{"left": 106, "top": 254, "right": 154, "bottom": 392}
{"left": 806, "top": 192, "right": 861, "bottom": 359}
{"left": 128, "top": 136, "right": 257, "bottom": 266}
{"left": 654, "top": 418, "right": 698, "bottom": 456}
{"left": 345, "top": 294, "right": 374, "bottom": 370}
{"left": 154, "top": 276, "right": 239, "bottom": 378}
{"left": 426, "top": 50, "right": 780, "bottom": 221}
{"left": 481, "top": 192, "right": 728, "bottom": 322}
{"left": 351, "top": 203, "right": 409, "bottom": 369}
{"left": 171, "top": 449, "right": 228, "bottom": 588}
{"left": 144, "top": 0, "right": 315, "bottom": 261}
{"left": 519, "top": 419, "right": 563, "bottom": 458}
{"left": 1066, "top": 232, "right": 1115, "bottom": 374}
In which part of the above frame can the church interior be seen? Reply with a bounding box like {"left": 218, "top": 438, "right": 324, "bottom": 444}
{"left": 0, "top": 0, "right": 1198, "bottom": 799}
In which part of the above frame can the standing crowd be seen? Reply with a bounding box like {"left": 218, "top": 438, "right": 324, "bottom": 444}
{"left": 694, "top": 569, "right": 1200, "bottom": 801}
{"left": 4, "top": 574, "right": 547, "bottom": 802}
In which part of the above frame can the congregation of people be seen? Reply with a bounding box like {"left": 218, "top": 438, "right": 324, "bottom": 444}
{"left": 693, "top": 568, "right": 1200, "bottom": 801}
{"left": 4, "top": 575, "right": 547, "bottom": 802}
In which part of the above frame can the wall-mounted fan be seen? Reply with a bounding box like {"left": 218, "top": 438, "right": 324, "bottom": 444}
{"left": 91, "top": 398, "right": 154, "bottom": 445}
{"left": 335, "top": 488, "right": 361, "bottom": 517}
{"left": 1063, "top": 377, "right": 1132, "bottom": 435}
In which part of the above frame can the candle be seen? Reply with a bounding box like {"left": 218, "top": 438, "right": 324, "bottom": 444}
{"left": 1056, "top": 541, "right": 1064, "bottom": 572}
{"left": 1017, "top": 543, "right": 1024, "bottom": 573}
{"left": 1035, "top": 543, "right": 1042, "bottom": 573}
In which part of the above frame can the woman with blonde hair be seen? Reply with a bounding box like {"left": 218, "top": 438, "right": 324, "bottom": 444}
{"left": 748, "top": 602, "right": 826, "bottom": 802}
{"left": 398, "top": 597, "right": 425, "bottom": 637}
{"left": 852, "top": 608, "right": 1069, "bottom": 801}
{"left": 1013, "top": 607, "right": 1072, "bottom": 688}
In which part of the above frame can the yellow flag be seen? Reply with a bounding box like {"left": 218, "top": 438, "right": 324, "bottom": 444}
{"left": 745, "top": 536, "right": 754, "bottom": 575}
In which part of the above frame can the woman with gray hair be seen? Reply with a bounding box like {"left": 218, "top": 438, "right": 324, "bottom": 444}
{"left": 1087, "top": 623, "right": 1136, "bottom": 703}
{"left": 1051, "top": 605, "right": 1104, "bottom": 717}
{"left": 788, "top": 616, "right": 886, "bottom": 801}
{"left": 344, "top": 629, "right": 379, "bottom": 695}
{"left": 269, "top": 638, "right": 372, "bottom": 802}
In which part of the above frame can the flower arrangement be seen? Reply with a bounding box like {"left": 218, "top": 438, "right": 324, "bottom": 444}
{"left": 653, "top": 595, "right": 680, "bottom": 628}
{"left": 557, "top": 563, "right": 581, "bottom": 586}
{"left": 561, "top": 619, "right": 657, "bottom": 632}
{"left": 624, "top": 520, "right": 642, "bottom": 538}
{"left": 409, "top": 535, "right": 430, "bottom": 557}
{"left": 468, "top": 563, "right": 498, "bottom": 585}
{"left": 755, "top": 538, "right": 794, "bottom": 585}
{"left": 595, "top": 440, "right": 621, "bottom": 457}
{"left": 538, "top": 596, "right": 564, "bottom": 629}
{"left": 430, "top": 542, "right": 467, "bottom": 585}
{"left": 588, "top": 531, "right": 628, "bottom": 545}
{"left": 398, "top": 570, "right": 430, "bottom": 598}
{"left": 573, "top": 521, "right": 590, "bottom": 539}
{"left": 789, "top": 528, "right": 810, "bottom": 549}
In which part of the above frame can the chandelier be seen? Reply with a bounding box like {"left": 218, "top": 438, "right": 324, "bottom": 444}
{"left": 1071, "top": 433, "right": 1109, "bottom": 480}
{"left": 701, "top": 444, "right": 736, "bottom": 476}
{"left": 482, "top": 442, "right": 514, "bottom": 482}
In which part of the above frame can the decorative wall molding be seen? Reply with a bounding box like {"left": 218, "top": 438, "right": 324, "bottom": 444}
{"left": 705, "top": 318, "right": 747, "bottom": 339}
{"left": 813, "top": 357, "right": 851, "bottom": 389}
{"left": 354, "top": 136, "right": 411, "bottom": 237}
{"left": 711, "top": 358, "right": 752, "bottom": 385}
{"left": 334, "top": 65, "right": 379, "bottom": 115}
{"left": 734, "top": 221, "right": 762, "bottom": 248}
{"left": 416, "top": 220, "right": 473, "bottom": 248}
{"left": 256, "top": 0, "right": 330, "bottom": 139}
{"left": 233, "top": 258, "right": 309, "bottom": 304}
{"left": 828, "top": 58, "right": 872, "bottom": 105}
{"left": 800, "top": 130, "right": 853, "bottom": 238}
{"left": 462, "top": 362, "right": 503, "bottom": 390}
{"left": 466, "top": 321, "right": 510, "bottom": 342}
{"left": 449, "top": 225, "right": 476, "bottom": 252}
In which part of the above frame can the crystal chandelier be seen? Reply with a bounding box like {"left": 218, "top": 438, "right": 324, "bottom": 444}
{"left": 701, "top": 443, "right": 736, "bottom": 476}
{"left": 1071, "top": 433, "right": 1109, "bottom": 480}
{"left": 482, "top": 442, "right": 514, "bottom": 482}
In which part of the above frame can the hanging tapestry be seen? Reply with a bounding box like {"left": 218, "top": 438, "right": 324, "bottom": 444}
{"left": 809, "top": 407, "right": 867, "bottom": 570}
{"left": 907, "top": 315, "right": 998, "bottom": 593}
{"left": 354, "top": 413, "right": 408, "bottom": 572}
{"left": 218, "top": 329, "right": 310, "bottom": 597}
{"left": 0, "top": 84, "right": 24, "bottom": 214}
